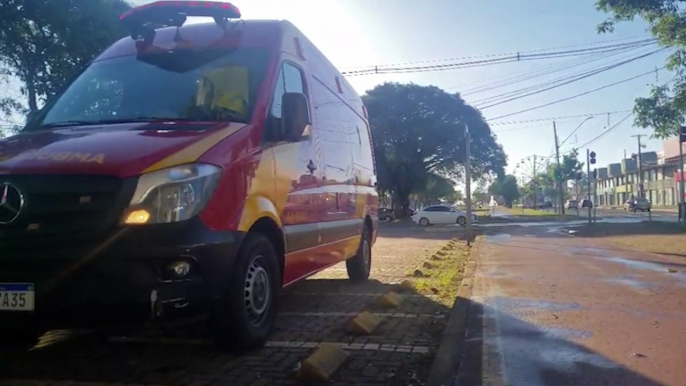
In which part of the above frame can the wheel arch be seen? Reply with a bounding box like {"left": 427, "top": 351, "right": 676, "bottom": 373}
{"left": 246, "top": 217, "right": 286, "bottom": 283}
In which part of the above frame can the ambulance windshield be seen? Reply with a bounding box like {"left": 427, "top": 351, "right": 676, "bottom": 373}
{"left": 33, "top": 47, "right": 268, "bottom": 129}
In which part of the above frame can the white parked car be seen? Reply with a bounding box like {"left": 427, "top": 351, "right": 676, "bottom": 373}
{"left": 411, "top": 205, "right": 478, "bottom": 226}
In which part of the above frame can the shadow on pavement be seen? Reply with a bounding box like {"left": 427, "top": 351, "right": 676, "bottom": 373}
{"left": 0, "top": 278, "right": 452, "bottom": 386}
{"left": 456, "top": 299, "right": 666, "bottom": 386}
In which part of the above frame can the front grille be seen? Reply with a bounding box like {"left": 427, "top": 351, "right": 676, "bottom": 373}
{"left": 0, "top": 175, "right": 136, "bottom": 248}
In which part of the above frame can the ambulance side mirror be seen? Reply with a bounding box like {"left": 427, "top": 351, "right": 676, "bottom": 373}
{"left": 281, "top": 92, "right": 311, "bottom": 142}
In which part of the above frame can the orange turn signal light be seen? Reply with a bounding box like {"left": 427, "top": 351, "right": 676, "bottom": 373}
{"left": 125, "top": 209, "right": 151, "bottom": 224}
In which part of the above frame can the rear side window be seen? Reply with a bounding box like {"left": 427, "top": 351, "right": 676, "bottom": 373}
{"left": 311, "top": 76, "right": 371, "bottom": 182}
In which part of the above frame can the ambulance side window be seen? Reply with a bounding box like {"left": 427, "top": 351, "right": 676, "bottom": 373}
{"left": 265, "top": 62, "right": 308, "bottom": 143}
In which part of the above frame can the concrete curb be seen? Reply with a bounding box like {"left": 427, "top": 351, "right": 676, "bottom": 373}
{"left": 425, "top": 236, "right": 481, "bottom": 386}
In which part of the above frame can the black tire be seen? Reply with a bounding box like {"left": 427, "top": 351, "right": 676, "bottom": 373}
{"left": 457, "top": 216, "right": 467, "bottom": 226}
{"left": 211, "top": 233, "right": 280, "bottom": 351}
{"left": 346, "top": 225, "right": 372, "bottom": 282}
{"left": 384, "top": 215, "right": 393, "bottom": 222}
{"left": 419, "top": 217, "right": 430, "bottom": 226}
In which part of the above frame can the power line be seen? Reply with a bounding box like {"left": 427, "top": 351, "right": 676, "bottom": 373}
{"left": 341, "top": 36, "right": 655, "bottom": 71}
{"left": 341, "top": 39, "right": 658, "bottom": 76}
{"left": 574, "top": 112, "right": 634, "bottom": 150}
{"left": 487, "top": 110, "right": 633, "bottom": 125}
{"left": 467, "top": 44, "right": 659, "bottom": 105}
{"left": 476, "top": 49, "right": 667, "bottom": 110}
{"left": 486, "top": 65, "right": 666, "bottom": 121}
{"left": 459, "top": 42, "right": 655, "bottom": 96}
{"left": 491, "top": 122, "right": 554, "bottom": 133}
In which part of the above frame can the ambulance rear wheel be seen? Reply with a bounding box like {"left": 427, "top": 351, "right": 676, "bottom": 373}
{"left": 211, "top": 233, "right": 280, "bottom": 351}
{"left": 347, "top": 225, "right": 372, "bottom": 282}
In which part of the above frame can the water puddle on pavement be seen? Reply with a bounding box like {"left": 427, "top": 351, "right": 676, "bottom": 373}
{"left": 543, "top": 326, "right": 593, "bottom": 340}
{"left": 485, "top": 233, "right": 512, "bottom": 242}
{"left": 481, "top": 217, "right": 645, "bottom": 229}
{"left": 603, "top": 276, "right": 653, "bottom": 290}
{"left": 483, "top": 297, "right": 617, "bottom": 386}
{"left": 486, "top": 296, "right": 581, "bottom": 313}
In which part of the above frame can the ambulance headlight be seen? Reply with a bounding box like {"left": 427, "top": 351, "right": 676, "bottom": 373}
{"left": 123, "top": 163, "right": 221, "bottom": 225}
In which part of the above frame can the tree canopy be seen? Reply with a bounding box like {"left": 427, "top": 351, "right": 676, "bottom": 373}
{"left": 489, "top": 174, "right": 520, "bottom": 208}
{"left": 0, "top": 0, "right": 131, "bottom": 119}
{"left": 596, "top": 0, "right": 686, "bottom": 137}
{"left": 414, "top": 173, "right": 460, "bottom": 208}
{"left": 363, "top": 82, "right": 507, "bottom": 215}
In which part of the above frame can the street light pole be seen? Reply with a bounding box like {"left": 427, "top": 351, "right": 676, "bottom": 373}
{"left": 679, "top": 127, "right": 686, "bottom": 222}
{"left": 465, "top": 123, "right": 473, "bottom": 246}
{"left": 553, "top": 121, "right": 564, "bottom": 215}
{"left": 631, "top": 134, "right": 646, "bottom": 198}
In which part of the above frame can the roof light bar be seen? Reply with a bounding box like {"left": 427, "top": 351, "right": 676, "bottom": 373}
{"left": 120, "top": 1, "right": 241, "bottom": 30}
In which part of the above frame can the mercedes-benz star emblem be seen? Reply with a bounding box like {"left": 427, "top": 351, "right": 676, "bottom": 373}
{"left": 0, "top": 183, "right": 24, "bottom": 224}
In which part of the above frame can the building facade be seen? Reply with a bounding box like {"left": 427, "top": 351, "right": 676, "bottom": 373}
{"left": 595, "top": 139, "right": 684, "bottom": 208}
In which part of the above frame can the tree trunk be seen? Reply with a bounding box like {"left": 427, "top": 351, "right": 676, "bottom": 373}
{"left": 26, "top": 75, "right": 38, "bottom": 112}
{"left": 393, "top": 191, "right": 411, "bottom": 219}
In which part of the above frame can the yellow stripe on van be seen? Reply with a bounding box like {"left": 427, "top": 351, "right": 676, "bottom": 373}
{"left": 142, "top": 123, "right": 245, "bottom": 173}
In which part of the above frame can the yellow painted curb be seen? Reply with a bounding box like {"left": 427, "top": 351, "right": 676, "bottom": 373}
{"left": 347, "top": 311, "right": 382, "bottom": 335}
{"left": 380, "top": 291, "right": 403, "bottom": 308}
{"left": 398, "top": 280, "right": 415, "bottom": 291}
{"left": 297, "top": 343, "right": 351, "bottom": 382}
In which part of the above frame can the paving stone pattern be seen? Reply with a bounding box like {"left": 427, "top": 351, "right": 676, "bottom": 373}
{"left": 0, "top": 223, "right": 460, "bottom": 386}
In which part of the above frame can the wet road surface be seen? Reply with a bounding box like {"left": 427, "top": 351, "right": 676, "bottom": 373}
{"left": 456, "top": 225, "right": 686, "bottom": 386}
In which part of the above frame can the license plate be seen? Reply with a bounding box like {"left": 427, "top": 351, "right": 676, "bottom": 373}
{"left": 0, "top": 283, "right": 35, "bottom": 311}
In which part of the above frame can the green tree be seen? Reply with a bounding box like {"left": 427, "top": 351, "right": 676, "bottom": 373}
{"left": 415, "top": 173, "right": 458, "bottom": 207}
{"left": 550, "top": 149, "right": 584, "bottom": 184}
{"left": 364, "top": 83, "right": 507, "bottom": 217}
{"left": 0, "top": 0, "right": 131, "bottom": 119}
{"left": 489, "top": 174, "right": 520, "bottom": 208}
{"left": 596, "top": 0, "right": 686, "bottom": 137}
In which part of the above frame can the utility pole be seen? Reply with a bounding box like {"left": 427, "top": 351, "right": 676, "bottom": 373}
{"left": 586, "top": 149, "right": 592, "bottom": 224}
{"left": 679, "top": 126, "right": 686, "bottom": 222}
{"left": 465, "top": 123, "right": 473, "bottom": 246}
{"left": 631, "top": 134, "right": 646, "bottom": 198}
{"left": 532, "top": 154, "right": 537, "bottom": 209}
{"left": 553, "top": 121, "right": 564, "bottom": 214}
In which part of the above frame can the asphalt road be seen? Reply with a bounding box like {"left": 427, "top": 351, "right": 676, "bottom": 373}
{"left": 456, "top": 225, "right": 686, "bottom": 386}
{"left": 594, "top": 208, "right": 679, "bottom": 223}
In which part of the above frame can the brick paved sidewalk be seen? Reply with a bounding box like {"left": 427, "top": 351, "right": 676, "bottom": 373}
{"left": 0, "top": 223, "right": 462, "bottom": 386}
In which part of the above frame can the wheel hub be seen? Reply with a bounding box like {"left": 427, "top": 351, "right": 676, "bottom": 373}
{"left": 244, "top": 256, "right": 271, "bottom": 326}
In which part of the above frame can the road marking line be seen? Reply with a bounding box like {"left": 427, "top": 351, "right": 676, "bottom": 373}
{"left": 106, "top": 336, "right": 433, "bottom": 353}
{"left": 266, "top": 341, "right": 432, "bottom": 353}
{"left": 278, "top": 311, "right": 446, "bottom": 319}
{"left": 288, "top": 292, "right": 436, "bottom": 298}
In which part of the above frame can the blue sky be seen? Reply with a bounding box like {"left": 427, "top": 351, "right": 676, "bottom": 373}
{"left": 8, "top": 0, "right": 670, "bottom": 178}
{"left": 132, "top": 0, "right": 669, "bottom": 175}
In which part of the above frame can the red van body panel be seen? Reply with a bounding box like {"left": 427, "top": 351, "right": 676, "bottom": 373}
{"left": 0, "top": 17, "right": 378, "bottom": 331}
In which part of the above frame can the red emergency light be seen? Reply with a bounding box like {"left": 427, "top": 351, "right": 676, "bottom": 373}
{"left": 120, "top": 1, "right": 241, "bottom": 29}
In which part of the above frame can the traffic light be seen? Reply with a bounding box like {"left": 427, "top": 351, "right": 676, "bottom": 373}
{"left": 589, "top": 151, "right": 596, "bottom": 164}
{"left": 680, "top": 126, "right": 686, "bottom": 144}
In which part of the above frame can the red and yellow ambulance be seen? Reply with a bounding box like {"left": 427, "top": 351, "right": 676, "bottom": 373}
{"left": 0, "top": 1, "right": 378, "bottom": 349}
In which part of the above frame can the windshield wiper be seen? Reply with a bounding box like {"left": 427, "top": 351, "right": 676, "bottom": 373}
{"left": 35, "top": 120, "right": 98, "bottom": 129}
